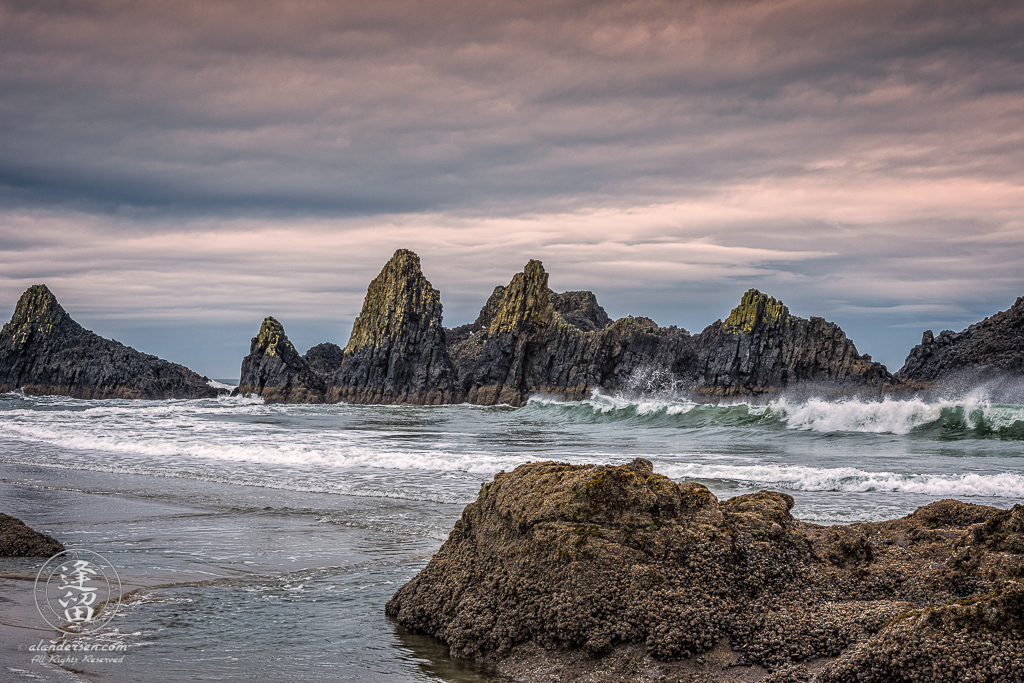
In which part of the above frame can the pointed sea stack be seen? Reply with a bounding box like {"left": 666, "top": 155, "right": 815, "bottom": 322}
{"left": 458, "top": 260, "right": 556, "bottom": 405}
{"left": 234, "top": 317, "right": 341, "bottom": 403}
{"left": 0, "top": 285, "right": 217, "bottom": 399}
{"left": 695, "top": 289, "right": 891, "bottom": 395}
{"left": 331, "top": 249, "right": 461, "bottom": 405}
{"left": 898, "top": 295, "right": 1024, "bottom": 383}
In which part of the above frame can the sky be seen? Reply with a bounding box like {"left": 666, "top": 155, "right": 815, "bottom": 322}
{"left": 1, "top": 0, "right": 1022, "bottom": 378}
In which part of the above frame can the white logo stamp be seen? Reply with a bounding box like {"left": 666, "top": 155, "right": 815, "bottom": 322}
{"left": 34, "top": 549, "right": 121, "bottom": 634}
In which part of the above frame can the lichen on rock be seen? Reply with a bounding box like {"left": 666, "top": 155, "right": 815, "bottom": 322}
{"left": 724, "top": 289, "right": 788, "bottom": 334}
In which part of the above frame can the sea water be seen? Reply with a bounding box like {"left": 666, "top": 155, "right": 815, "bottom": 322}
{"left": 1, "top": 387, "right": 1022, "bottom": 681}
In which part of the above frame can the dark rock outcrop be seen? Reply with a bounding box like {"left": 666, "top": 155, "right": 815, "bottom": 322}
{"left": 0, "top": 285, "right": 217, "bottom": 399}
{"left": 0, "top": 513, "right": 64, "bottom": 557}
{"left": 234, "top": 317, "right": 339, "bottom": 403}
{"left": 454, "top": 261, "right": 697, "bottom": 406}
{"left": 236, "top": 250, "right": 462, "bottom": 405}
{"left": 451, "top": 263, "right": 886, "bottom": 405}
{"left": 387, "top": 459, "right": 1024, "bottom": 682}
{"left": 898, "top": 295, "right": 1024, "bottom": 382}
{"left": 331, "top": 249, "right": 461, "bottom": 405}
{"left": 550, "top": 290, "right": 612, "bottom": 332}
{"left": 695, "top": 289, "right": 892, "bottom": 396}
{"left": 236, "top": 253, "right": 892, "bottom": 405}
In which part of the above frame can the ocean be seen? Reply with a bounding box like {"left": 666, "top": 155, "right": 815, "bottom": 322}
{"left": 1, "top": 386, "right": 1023, "bottom": 681}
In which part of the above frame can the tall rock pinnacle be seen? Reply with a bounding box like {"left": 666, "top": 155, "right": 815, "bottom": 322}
{"left": 332, "top": 249, "right": 461, "bottom": 404}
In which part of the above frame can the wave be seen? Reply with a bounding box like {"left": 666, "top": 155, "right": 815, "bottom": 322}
{"left": 524, "top": 391, "right": 1024, "bottom": 438}
{"left": 662, "top": 463, "right": 1024, "bottom": 498}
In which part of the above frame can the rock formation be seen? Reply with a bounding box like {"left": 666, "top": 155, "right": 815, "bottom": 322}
{"left": 451, "top": 261, "right": 697, "bottom": 406}
{"left": 695, "top": 289, "right": 891, "bottom": 396}
{"left": 0, "top": 285, "right": 217, "bottom": 399}
{"left": 235, "top": 250, "right": 461, "bottom": 405}
{"left": 898, "top": 295, "right": 1024, "bottom": 383}
{"left": 448, "top": 262, "right": 886, "bottom": 405}
{"left": 550, "top": 290, "right": 612, "bottom": 332}
{"left": 332, "top": 249, "right": 461, "bottom": 405}
{"left": 387, "top": 459, "right": 1024, "bottom": 682}
{"left": 236, "top": 253, "right": 892, "bottom": 405}
{"left": 234, "top": 317, "right": 340, "bottom": 403}
{"left": 0, "top": 513, "right": 64, "bottom": 557}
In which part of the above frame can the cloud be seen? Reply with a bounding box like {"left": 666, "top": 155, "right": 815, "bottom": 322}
{"left": 0, "top": 0, "right": 1022, "bottom": 375}
{"left": 0, "top": 0, "right": 1021, "bottom": 214}
{"left": 2, "top": 165, "right": 1022, "bottom": 375}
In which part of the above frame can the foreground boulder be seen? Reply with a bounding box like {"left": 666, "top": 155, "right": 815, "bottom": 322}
{"left": 0, "top": 513, "right": 64, "bottom": 557}
{"left": 0, "top": 285, "right": 217, "bottom": 399}
{"left": 898, "top": 295, "right": 1024, "bottom": 383}
{"left": 387, "top": 460, "right": 1024, "bottom": 682}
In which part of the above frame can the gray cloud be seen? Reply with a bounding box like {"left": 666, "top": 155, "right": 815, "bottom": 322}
{"left": 0, "top": 0, "right": 1021, "bottom": 213}
{"left": 0, "top": 0, "right": 1022, "bottom": 377}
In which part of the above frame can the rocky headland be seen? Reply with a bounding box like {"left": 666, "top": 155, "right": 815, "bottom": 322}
{"left": 0, "top": 513, "right": 64, "bottom": 557}
{"left": 898, "top": 295, "right": 1024, "bottom": 384}
{"left": 238, "top": 250, "right": 891, "bottom": 406}
{"left": 0, "top": 285, "right": 218, "bottom": 399}
{"left": 387, "top": 458, "right": 1024, "bottom": 683}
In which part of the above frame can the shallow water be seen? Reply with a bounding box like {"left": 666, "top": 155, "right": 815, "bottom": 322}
{"left": 1, "top": 387, "right": 1022, "bottom": 680}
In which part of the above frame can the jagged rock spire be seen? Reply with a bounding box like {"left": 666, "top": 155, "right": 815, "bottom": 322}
{"left": 485, "top": 259, "right": 553, "bottom": 336}
{"left": 345, "top": 249, "right": 445, "bottom": 354}
{"left": 335, "top": 249, "right": 461, "bottom": 404}
{"left": 2, "top": 284, "right": 83, "bottom": 347}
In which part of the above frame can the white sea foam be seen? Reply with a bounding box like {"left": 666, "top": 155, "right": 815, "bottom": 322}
{"left": 661, "top": 462, "right": 1024, "bottom": 498}
{"left": 3, "top": 393, "right": 1024, "bottom": 512}
{"left": 527, "top": 389, "right": 1024, "bottom": 435}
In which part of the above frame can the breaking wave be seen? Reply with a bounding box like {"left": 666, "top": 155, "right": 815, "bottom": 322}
{"left": 660, "top": 463, "right": 1024, "bottom": 498}
{"left": 524, "top": 391, "right": 1024, "bottom": 438}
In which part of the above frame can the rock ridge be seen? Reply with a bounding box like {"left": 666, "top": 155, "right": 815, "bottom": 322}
{"left": 898, "top": 295, "right": 1024, "bottom": 383}
{"left": 0, "top": 285, "right": 217, "bottom": 399}
{"left": 235, "top": 253, "right": 894, "bottom": 405}
{"left": 696, "top": 289, "right": 891, "bottom": 396}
